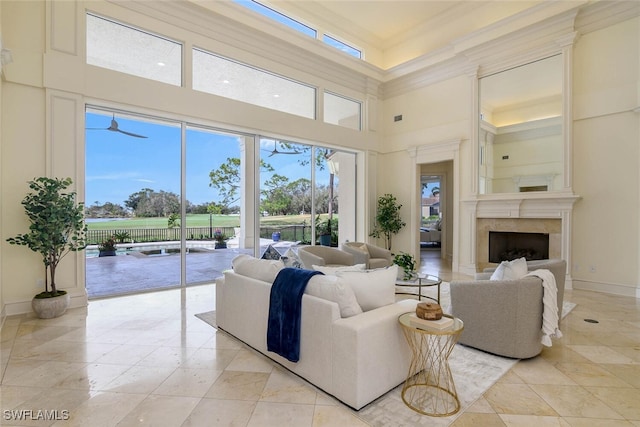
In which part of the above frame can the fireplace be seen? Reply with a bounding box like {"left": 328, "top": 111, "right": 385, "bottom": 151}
{"left": 475, "top": 217, "right": 562, "bottom": 270}
{"left": 488, "top": 231, "right": 549, "bottom": 263}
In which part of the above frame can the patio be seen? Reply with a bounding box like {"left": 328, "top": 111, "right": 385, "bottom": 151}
{"left": 85, "top": 239, "right": 301, "bottom": 298}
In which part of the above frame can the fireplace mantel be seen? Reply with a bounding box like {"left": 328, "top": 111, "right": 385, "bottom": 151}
{"left": 464, "top": 192, "right": 580, "bottom": 219}
{"left": 463, "top": 192, "right": 580, "bottom": 287}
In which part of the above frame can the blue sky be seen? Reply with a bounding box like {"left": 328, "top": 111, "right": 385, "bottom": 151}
{"left": 85, "top": 111, "right": 328, "bottom": 208}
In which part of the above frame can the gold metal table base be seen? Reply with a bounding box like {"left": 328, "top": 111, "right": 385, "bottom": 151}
{"left": 399, "top": 313, "right": 463, "bottom": 417}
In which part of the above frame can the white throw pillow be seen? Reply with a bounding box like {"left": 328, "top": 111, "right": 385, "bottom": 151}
{"left": 336, "top": 265, "right": 397, "bottom": 311}
{"left": 490, "top": 257, "right": 528, "bottom": 281}
{"left": 305, "top": 274, "right": 363, "bottom": 318}
{"left": 312, "top": 264, "right": 366, "bottom": 275}
{"left": 231, "top": 254, "right": 284, "bottom": 283}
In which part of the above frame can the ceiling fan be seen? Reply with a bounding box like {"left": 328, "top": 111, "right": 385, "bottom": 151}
{"left": 263, "top": 140, "right": 299, "bottom": 157}
{"left": 86, "top": 114, "right": 148, "bottom": 138}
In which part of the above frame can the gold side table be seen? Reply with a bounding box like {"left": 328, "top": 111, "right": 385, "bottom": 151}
{"left": 398, "top": 313, "right": 464, "bottom": 417}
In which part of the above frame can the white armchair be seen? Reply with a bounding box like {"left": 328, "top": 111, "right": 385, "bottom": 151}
{"left": 340, "top": 242, "right": 392, "bottom": 269}
{"left": 297, "top": 246, "right": 354, "bottom": 269}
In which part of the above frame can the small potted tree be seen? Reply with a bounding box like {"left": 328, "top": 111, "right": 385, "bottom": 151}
{"left": 369, "top": 193, "right": 406, "bottom": 250}
{"left": 6, "top": 177, "right": 87, "bottom": 318}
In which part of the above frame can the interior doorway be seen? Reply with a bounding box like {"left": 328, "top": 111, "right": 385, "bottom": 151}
{"left": 420, "top": 175, "right": 442, "bottom": 249}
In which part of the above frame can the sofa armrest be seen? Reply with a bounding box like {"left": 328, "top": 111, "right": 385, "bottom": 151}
{"left": 331, "top": 299, "right": 419, "bottom": 409}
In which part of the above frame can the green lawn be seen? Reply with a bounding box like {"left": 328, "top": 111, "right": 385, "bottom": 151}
{"left": 86, "top": 213, "right": 326, "bottom": 230}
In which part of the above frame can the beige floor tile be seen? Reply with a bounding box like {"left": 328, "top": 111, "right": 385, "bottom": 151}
{"left": 260, "top": 368, "right": 318, "bottom": 405}
{"left": 601, "top": 363, "right": 640, "bottom": 388}
{"left": 135, "top": 346, "right": 199, "bottom": 368}
{"left": 484, "top": 383, "right": 558, "bottom": 416}
{"left": 50, "top": 391, "right": 147, "bottom": 427}
{"left": 181, "top": 398, "right": 256, "bottom": 427}
{"left": 450, "top": 412, "right": 507, "bottom": 426}
{"left": 205, "top": 370, "right": 270, "bottom": 401}
{"left": 512, "top": 358, "right": 576, "bottom": 385}
{"left": 562, "top": 418, "right": 636, "bottom": 426}
{"left": 181, "top": 347, "right": 239, "bottom": 370}
{"left": 586, "top": 386, "right": 640, "bottom": 420}
{"left": 225, "top": 348, "right": 275, "bottom": 373}
{"left": 152, "top": 367, "right": 222, "bottom": 397}
{"left": 115, "top": 394, "right": 200, "bottom": 427}
{"left": 312, "top": 405, "right": 371, "bottom": 427}
{"left": 466, "top": 396, "right": 498, "bottom": 413}
{"left": 247, "top": 401, "right": 315, "bottom": 427}
{"left": 93, "top": 344, "right": 158, "bottom": 365}
{"left": 555, "top": 362, "right": 635, "bottom": 388}
{"left": 530, "top": 384, "right": 625, "bottom": 419}
{"left": 53, "top": 363, "right": 132, "bottom": 390}
{"left": 567, "top": 345, "right": 636, "bottom": 364}
{"left": 498, "top": 414, "right": 571, "bottom": 426}
{"left": 3, "top": 360, "right": 87, "bottom": 388}
{"left": 99, "top": 365, "right": 176, "bottom": 394}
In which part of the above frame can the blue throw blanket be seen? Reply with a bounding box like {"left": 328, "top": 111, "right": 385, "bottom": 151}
{"left": 267, "top": 268, "right": 323, "bottom": 362}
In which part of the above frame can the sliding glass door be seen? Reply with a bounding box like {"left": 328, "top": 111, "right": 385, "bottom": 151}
{"left": 86, "top": 106, "right": 357, "bottom": 298}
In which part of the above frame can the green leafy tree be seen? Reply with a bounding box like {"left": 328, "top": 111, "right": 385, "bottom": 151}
{"left": 209, "top": 158, "right": 274, "bottom": 210}
{"left": 6, "top": 177, "right": 87, "bottom": 296}
{"left": 369, "top": 193, "right": 406, "bottom": 250}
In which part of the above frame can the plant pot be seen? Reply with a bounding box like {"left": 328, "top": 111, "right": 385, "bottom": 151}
{"left": 32, "top": 291, "right": 70, "bottom": 319}
{"left": 98, "top": 250, "right": 116, "bottom": 257}
{"left": 272, "top": 232, "right": 281, "bottom": 242}
{"left": 215, "top": 242, "right": 227, "bottom": 249}
{"left": 319, "top": 234, "right": 332, "bottom": 246}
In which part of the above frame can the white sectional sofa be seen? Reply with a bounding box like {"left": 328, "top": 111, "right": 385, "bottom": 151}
{"left": 215, "top": 255, "right": 419, "bottom": 410}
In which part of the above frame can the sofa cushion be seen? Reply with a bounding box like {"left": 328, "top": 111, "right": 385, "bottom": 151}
{"left": 490, "top": 257, "right": 528, "bottom": 281}
{"left": 312, "top": 264, "right": 366, "bottom": 275}
{"left": 232, "top": 254, "right": 284, "bottom": 283}
{"left": 305, "top": 274, "right": 363, "bottom": 318}
{"left": 336, "top": 265, "right": 397, "bottom": 311}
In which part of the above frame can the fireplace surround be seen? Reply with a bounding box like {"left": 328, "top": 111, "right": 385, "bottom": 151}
{"left": 466, "top": 193, "right": 579, "bottom": 278}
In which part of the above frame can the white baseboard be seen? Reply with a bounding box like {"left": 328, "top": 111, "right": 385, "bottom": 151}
{"left": 572, "top": 279, "right": 638, "bottom": 298}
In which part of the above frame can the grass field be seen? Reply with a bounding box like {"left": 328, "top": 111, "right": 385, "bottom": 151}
{"left": 87, "top": 214, "right": 326, "bottom": 230}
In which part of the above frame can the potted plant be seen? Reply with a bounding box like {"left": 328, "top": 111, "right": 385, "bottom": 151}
{"left": 315, "top": 216, "right": 332, "bottom": 246}
{"left": 369, "top": 193, "right": 406, "bottom": 250}
{"left": 213, "top": 229, "right": 227, "bottom": 249}
{"left": 98, "top": 235, "right": 117, "bottom": 257}
{"left": 393, "top": 252, "right": 416, "bottom": 280}
{"left": 6, "top": 177, "right": 87, "bottom": 318}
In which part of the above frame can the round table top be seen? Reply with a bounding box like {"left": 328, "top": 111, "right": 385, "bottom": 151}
{"left": 398, "top": 313, "right": 464, "bottom": 335}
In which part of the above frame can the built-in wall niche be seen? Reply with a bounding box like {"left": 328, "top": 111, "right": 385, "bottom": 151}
{"left": 478, "top": 54, "right": 564, "bottom": 194}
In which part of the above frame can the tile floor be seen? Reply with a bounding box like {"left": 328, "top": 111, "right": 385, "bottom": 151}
{"left": 1, "top": 250, "right": 639, "bottom": 426}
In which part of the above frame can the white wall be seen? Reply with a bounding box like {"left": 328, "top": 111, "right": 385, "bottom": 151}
{"left": 571, "top": 15, "right": 640, "bottom": 295}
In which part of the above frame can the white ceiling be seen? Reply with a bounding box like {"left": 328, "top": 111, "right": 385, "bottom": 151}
{"left": 282, "top": 0, "right": 469, "bottom": 41}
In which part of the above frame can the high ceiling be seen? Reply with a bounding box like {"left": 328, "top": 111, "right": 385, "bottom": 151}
{"left": 272, "top": 0, "right": 471, "bottom": 41}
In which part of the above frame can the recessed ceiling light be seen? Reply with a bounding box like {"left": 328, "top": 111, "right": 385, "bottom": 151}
{"left": 222, "top": 79, "right": 230, "bottom": 84}
{"left": 157, "top": 62, "right": 165, "bottom": 67}
{"left": 273, "top": 94, "right": 280, "bottom": 98}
